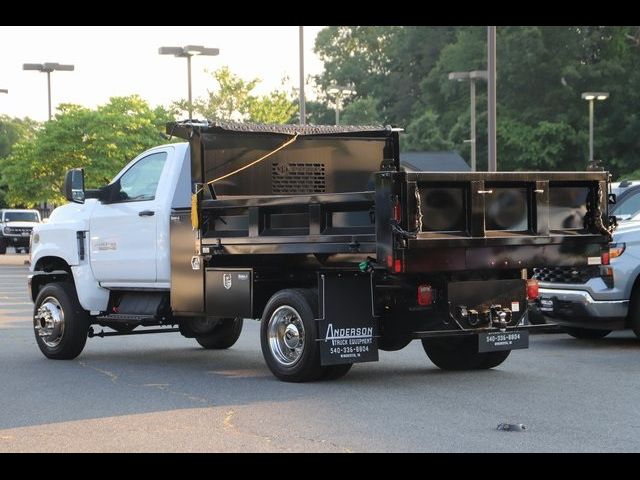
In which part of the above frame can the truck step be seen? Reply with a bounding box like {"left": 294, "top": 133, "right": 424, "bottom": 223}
{"left": 96, "top": 313, "right": 157, "bottom": 323}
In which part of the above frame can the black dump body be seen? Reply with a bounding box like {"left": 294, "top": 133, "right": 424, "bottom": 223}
{"left": 168, "top": 121, "right": 612, "bottom": 339}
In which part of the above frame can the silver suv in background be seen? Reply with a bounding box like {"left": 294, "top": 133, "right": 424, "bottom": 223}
{"left": 0, "top": 209, "right": 41, "bottom": 254}
{"left": 533, "top": 218, "right": 640, "bottom": 340}
{"left": 610, "top": 180, "right": 640, "bottom": 221}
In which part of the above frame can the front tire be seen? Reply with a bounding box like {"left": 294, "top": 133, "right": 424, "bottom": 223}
{"left": 33, "top": 282, "right": 89, "bottom": 359}
{"left": 195, "top": 318, "right": 243, "bottom": 349}
{"left": 422, "top": 336, "right": 511, "bottom": 370}
{"left": 563, "top": 327, "right": 611, "bottom": 339}
{"left": 0, "top": 239, "right": 6, "bottom": 255}
{"left": 260, "top": 288, "right": 325, "bottom": 382}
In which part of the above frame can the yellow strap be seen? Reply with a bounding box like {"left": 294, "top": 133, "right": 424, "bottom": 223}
{"left": 207, "top": 133, "right": 299, "bottom": 185}
{"left": 191, "top": 192, "right": 199, "bottom": 230}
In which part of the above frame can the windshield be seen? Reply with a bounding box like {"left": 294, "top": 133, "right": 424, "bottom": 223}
{"left": 3, "top": 212, "right": 40, "bottom": 222}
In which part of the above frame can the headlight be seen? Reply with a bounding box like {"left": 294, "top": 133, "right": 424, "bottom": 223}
{"left": 3, "top": 227, "right": 10, "bottom": 234}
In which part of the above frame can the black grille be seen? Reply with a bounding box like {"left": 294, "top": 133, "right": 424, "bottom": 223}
{"left": 271, "top": 162, "right": 325, "bottom": 194}
{"left": 532, "top": 266, "right": 600, "bottom": 284}
{"left": 5, "top": 227, "right": 32, "bottom": 234}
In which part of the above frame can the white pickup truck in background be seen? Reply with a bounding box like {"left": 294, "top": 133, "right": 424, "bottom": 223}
{"left": 0, "top": 208, "right": 41, "bottom": 254}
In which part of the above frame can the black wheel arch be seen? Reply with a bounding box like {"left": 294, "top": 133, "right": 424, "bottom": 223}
{"left": 30, "top": 256, "right": 73, "bottom": 302}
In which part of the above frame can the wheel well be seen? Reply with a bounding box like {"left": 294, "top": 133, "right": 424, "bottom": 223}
{"left": 30, "top": 256, "right": 72, "bottom": 302}
{"left": 34, "top": 256, "right": 72, "bottom": 274}
{"left": 626, "top": 273, "right": 640, "bottom": 327}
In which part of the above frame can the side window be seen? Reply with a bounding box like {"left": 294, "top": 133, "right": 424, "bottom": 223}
{"left": 116, "top": 152, "right": 168, "bottom": 202}
{"left": 614, "top": 191, "right": 640, "bottom": 217}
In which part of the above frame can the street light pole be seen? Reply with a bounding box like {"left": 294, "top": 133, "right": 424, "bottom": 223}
{"left": 581, "top": 92, "right": 609, "bottom": 165}
{"left": 23, "top": 63, "right": 75, "bottom": 120}
{"left": 186, "top": 54, "right": 193, "bottom": 120}
{"left": 299, "top": 26, "right": 306, "bottom": 125}
{"left": 487, "top": 26, "right": 497, "bottom": 172}
{"left": 469, "top": 78, "right": 476, "bottom": 171}
{"left": 46, "top": 71, "right": 52, "bottom": 121}
{"left": 328, "top": 85, "right": 356, "bottom": 125}
{"left": 159, "top": 45, "right": 220, "bottom": 121}
{"left": 448, "top": 70, "right": 487, "bottom": 172}
{"left": 589, "top": 98, "right": 594, "bottom": 163}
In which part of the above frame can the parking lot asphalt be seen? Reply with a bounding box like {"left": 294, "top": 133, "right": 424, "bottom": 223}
{"left": 1, "top": 255, "right": 639, "bottom": 452}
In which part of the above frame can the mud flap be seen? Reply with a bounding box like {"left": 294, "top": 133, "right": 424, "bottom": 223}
{"left": 317, "top": 271, "right": 379, "bottom": 366}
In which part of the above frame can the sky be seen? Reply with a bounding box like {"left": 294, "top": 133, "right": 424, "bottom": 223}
{"left": 0, "top": 26, "right": 326, "bottom": 121}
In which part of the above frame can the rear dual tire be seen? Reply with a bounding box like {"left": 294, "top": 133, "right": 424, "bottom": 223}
{"left": 422, "top": 336, "right": 511, "bottom": 370}
{"left": 260, "top": 288, "right": 352, "bottom": 382}
{"left": 196, "top": 318, "right": 243, "bottom": 349}
{"left": 563, "top": 327, "right": 611, "bottom": 340}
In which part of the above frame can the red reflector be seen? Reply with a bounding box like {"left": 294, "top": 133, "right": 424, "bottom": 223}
{"left": 387, "top": 255, "right": 393, "bottom": 267}
{"left": 527, "top": 279, "right": 539, "bottom": 300}
{"left": 393, "top": 259, "right": 402, "bottom": 273}
{"left": 417, "top": 284, "right": 433, "bottom": 306}
{"left": 601, "top": 251, "right": 610, "bottom": 265}
{"left": 393, "top": 203, "right": 401, "bottom": 222}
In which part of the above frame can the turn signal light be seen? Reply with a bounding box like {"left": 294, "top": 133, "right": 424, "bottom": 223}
{"left": 417, "top": 284, "right": 433, "bottom": 306}
{"left": 526, "top": 279, "right": 539, "bottom": 300}
{"left": 609, "top": 243, "right": 626, "bottom": 259}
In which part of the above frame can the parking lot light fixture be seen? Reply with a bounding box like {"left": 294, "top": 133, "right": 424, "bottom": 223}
{"left": 23, "top": 62, "right": 75, "bottom": 120}
{"left": 327, "top": 85, "right": 356, "bottom": 125}
{"left": 159, "top": 45, "right": 220, "bottom": 121}
{"left": 448, "top": 70, "right": 488, "bottom": 172}
{"left": 581, "top": 92, "right": 609, "bottom": 165}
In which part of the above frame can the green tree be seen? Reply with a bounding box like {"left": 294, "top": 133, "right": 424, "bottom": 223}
{"left": 248, "top": 91, "right": 297, "bottom": 124}
{"left": 315, "top": 26, "right": 640, "bottom": 178}
{"left": 173, "top": 66, "right": 296, "bottom": 124}
{"left": 0, "top": 95, "right": 173, "bottom": 207}
{"left": 0, "top": 115, "right": 40, "bottom": 158}
{"left": 340, "top": 97, "right": 381, "bottom": 125}
{"left": 0, "top": 116, "right": 41, "bottom": 206}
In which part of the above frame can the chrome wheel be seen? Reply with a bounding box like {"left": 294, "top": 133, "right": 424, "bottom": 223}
{"left": 267, "top": 305, "right": 305, "bottom": 366}
{"left": 34, "top": 296, "right": 65, "bottom": 348}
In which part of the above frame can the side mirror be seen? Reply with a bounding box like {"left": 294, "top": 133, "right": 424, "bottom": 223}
{"left": 63, "top": 168, "right": 85, "bottom": 204}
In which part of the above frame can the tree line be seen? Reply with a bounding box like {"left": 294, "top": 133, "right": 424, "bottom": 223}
{"left": 2, "top": 26, "right": 639, "bottom": 207}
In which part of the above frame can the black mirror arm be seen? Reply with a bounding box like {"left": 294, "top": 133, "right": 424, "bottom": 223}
{"left": 85, "top": 189, "right": 103, "bottom": 200}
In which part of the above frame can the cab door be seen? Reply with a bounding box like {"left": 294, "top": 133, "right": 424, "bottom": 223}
{"left": 89, "top": 151, "right": 168, "bottom": 284}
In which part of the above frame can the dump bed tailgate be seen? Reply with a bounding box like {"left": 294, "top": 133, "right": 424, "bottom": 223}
{"left": 376, "top": 171, "right": 612, "bottom": 273}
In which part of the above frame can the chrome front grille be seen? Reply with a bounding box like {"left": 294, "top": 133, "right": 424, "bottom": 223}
{"left": 532, "top": 266, "right": 600, "bottom": 284}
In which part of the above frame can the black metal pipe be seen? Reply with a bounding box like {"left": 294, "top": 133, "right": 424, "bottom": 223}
{"left": 88, "top": 327, "right": 180, "bottom": 338}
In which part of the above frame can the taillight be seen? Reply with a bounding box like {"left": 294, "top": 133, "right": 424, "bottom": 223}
{"left": 609, "top": 243, "right": 626, "bottom": 259}
{"left": 393, "top": 259, "right": 403, "bottom": 273}
{"left": 601, "top": 251, "right": 610, "bottom": 265}
{"left": 417, "top": 284, "right": 433, "bottom": 306}
{"left": 527, "top": 279, "right": 539, "bottom": 300}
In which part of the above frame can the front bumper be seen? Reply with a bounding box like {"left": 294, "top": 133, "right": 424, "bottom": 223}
{"left": 1, "top": 235, "right": 30, "bottom": 247}
{"left": 536, "top": 287, "right": 628, "bottom": 330}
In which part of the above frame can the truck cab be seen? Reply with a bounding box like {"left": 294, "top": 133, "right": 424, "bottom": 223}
{"left": 0, "top": 208, "right": 41, "bottom": 254}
